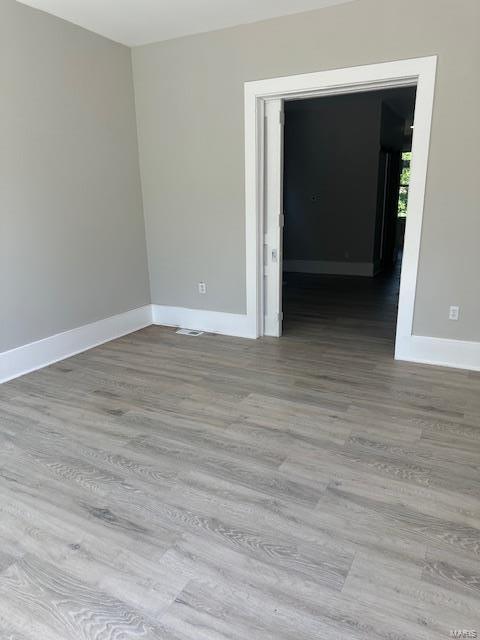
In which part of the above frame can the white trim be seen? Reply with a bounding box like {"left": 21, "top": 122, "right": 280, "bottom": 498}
{"left": 2, "top": 303, "right": 476, "bottom": 384}
{"left": 264, "top": 99, "right": 285, "bottom": 338}
{"left": 244, "top": 56, "right": 438, "bottom": 361}
{"left": 0, "top": 306, "right": 153, "bottom": 384}
{"left": 283, "top": 260, "right": 375, "bottom": 277}
{"left": 152, "top": 305, "right": 255, "bottom": 339}
{"left": 395, "top": 335, "right": 480, "bottom": 372}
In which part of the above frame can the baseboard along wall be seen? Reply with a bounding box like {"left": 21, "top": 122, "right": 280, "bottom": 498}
{"left": 395, "top": 334, "right": 480, "bottom": 372}
{"left": 151, "top": 305, "right": 256, "bottom": 339}
{"left": 0, "top": 306, "right": 153, "bottom": 384}
{"left": 1, "top": 304, "right": 479, "bottom": 383}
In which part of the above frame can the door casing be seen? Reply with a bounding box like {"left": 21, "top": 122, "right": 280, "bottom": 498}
{"left": 244, "top": 56, "right": 437, "bottom": 359}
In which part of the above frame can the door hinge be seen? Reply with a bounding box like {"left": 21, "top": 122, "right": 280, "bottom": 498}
{"left": 279, "top": 213, "right": 285, "bottom": 228}
{"left": 278, "top": 312, "right": 284, "bottom": 321}
{"left": 279, "top": 110, "right": 285, "bottom": 126}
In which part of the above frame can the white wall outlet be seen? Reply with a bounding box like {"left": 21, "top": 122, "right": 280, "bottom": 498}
{"left": 198, "top": 281, "right": 207, "bottom": 294}
{"left": 449, "top": 305, "right": 459, "bottom": 321}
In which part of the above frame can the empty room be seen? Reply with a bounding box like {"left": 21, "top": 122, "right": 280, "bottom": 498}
{"left": 1, "top": 0, "right": 479, "bottom": 639}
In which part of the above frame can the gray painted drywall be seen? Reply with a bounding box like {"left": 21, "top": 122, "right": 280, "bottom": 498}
{"left": 132, "top": 0, "right": 480, "bottom": 342}
{"left": 283, "top": 93, "right": 382, "bottom": 269}
{"left": 0, "top": 0, "right": 150, "bottom": 352}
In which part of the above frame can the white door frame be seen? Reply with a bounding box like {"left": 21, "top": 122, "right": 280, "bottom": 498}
{"left": 263, "top": 98, "right": 285, "bottom": 337}
{"left": 244, "top": 56, "right": 437, "bottom": 359}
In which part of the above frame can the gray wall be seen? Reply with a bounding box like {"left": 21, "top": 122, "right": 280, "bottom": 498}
{"left": 283, "top": 93, "right": 382, "bottom": 269}
{"left": 0, "top": 0, "right": 150, "bottom": 352}
{"left": 132, "top": 0, "right": 480, "bottom": 342}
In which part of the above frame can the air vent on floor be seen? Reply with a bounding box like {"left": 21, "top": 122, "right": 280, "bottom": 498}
{"left": 176, "top": 328, "right": 204, "bottom": 336}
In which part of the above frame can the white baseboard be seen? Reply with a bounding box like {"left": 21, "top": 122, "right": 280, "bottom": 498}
{"left": 152, "top": 305, "right": 256, "bottom": 339}
{"left": 283, "top": 260, "right": 374, "bottom": 277}
{"left": 395, "top": 335, "right": 480, "bottom": 372}
{"left": 3, "top": 304, "right": 477, "bottom": 384}
{"left": 0, "top": 305, "right": 153, "bottom": 384}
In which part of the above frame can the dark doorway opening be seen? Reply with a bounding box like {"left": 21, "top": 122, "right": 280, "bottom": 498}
{"left": 282, "top": 86, "right": 416, "bottom": 352}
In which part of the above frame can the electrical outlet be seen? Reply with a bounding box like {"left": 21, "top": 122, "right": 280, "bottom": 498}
{"left": 449, "top": 305, "right": 459, "bottom": 321}
{"left": 198, "top": 282, "right": 207, "bottom": 295}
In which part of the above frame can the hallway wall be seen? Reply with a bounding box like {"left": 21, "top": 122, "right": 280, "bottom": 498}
{"left": 283, "top": 92, "right": 382, "bottom": 276}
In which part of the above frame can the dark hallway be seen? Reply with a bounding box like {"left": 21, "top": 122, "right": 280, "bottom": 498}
{"left": 281, "top": 86, "right": 415, "bottom": 351}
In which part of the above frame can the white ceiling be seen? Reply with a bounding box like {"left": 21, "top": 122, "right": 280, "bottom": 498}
{"left": 16, "top": 0, "right": 354, "bottom": 47}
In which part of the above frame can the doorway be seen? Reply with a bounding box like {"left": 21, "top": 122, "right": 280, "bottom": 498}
{"left": 244, "top": 57, "right": 437, "bottom": 362}
{"left": 280, "top": 86, "right": 415, "bottom": 347}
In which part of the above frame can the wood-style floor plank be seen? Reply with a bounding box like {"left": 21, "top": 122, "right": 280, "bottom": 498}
{"left": 0, "top": 268, "right": 479, "bottom": 639}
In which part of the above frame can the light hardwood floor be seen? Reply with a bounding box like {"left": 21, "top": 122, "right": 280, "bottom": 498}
{"left": 0, "top": 271, "right": 479, "bottom": 639}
